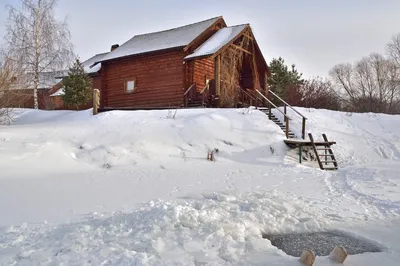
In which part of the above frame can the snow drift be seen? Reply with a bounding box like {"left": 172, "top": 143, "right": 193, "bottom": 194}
{"left": 0, "top": 107, "right": 399, "bottom": 265}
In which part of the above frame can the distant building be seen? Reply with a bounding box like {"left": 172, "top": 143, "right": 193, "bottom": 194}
{"left": 48, "top": 53, "right": 109, "bottom": 110}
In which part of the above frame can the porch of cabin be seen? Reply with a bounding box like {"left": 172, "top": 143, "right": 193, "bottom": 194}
{"left": 183, "top": 28, "right": 269, "bottom": 109}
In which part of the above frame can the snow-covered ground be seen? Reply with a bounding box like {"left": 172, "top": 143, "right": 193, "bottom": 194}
{"left": 0, "top": 107, "right": 399, "bottom": 265}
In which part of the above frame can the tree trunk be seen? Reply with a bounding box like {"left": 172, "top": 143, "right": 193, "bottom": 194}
{"left": 33, "top": 80, "right": 39, "bottom": 109}
{"left": 33, "top": 0, "right": 42, "bottom": 110}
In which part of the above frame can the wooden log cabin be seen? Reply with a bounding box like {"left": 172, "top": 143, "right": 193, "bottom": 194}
{"left": 90, "top": 16, "right": 270, "bottom": 110}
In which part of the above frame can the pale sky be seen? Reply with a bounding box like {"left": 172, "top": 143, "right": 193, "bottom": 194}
{"left": 1, "top": 0, "right": 400, "bottom": 78}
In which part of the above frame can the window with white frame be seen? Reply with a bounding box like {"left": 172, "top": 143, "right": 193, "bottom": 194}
{"left": 126, "top": 79, "right": 136, "bottom": 93}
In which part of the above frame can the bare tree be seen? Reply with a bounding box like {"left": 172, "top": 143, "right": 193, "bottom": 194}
{"left": 330, "top": 53, "right": 400, "bottom": 113}
{"left": 4, "top": 0, "right": 74, "bottom": 109}
{"left": 284, "top": 77, "right": 340, "bottom": 110}
{"left": 387, "top": 33, "right": 400, "bottom": 66}
{"left": 0, "top": 53, "right": 30, "bottom": 123}
{"left": 386, "top": 33, "right": 400, "bottom": 113}
{"left": 329, "top": 63, "right": 356, "bottom": 106}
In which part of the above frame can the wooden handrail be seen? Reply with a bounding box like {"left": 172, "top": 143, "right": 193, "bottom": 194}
{"left": 239, "top": 88, "right": 257, "bottom": 102}
{"left": 200, "top": 80, "right": 210, "bottom": 94}
{"left": 267, "top": 89, "right": 307, "bottom": 139}
{"left": 184, "top": 83, "right": 196, "bottom": 96}
{"left": 255, "top": 89, "right": 291, "bottom": 120}
{"left": 268, "top": 89, "right": 307, "bottom": 120}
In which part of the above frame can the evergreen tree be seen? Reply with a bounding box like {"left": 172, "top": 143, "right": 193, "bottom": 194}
{"left": 62, "top": 59, "right": 92, "bottom": 110}
{"left": 267, "top": 57, "right": 304, "bottom": 98}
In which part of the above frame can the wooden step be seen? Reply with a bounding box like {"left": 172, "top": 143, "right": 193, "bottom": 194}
{"left": 187, "top": 104, "right": 203, "bottom": 108}
{"left": 323, "top": 167, "right": 338, "bottom": 170}
{"left": 314, "top": 143, "right": 334, "bottom": 146}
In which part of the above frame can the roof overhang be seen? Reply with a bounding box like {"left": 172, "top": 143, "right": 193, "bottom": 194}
{"left": 183, "top": 16, "right": 227, "bottom": 53}
{"left": 184, "top": 24, "right": 250, "bottom": 61}
{"left": 184, "top": 25, "right": 270, "bottom": 75}
{"left": 91, "top": 46, "right": 186, "bottom": 67}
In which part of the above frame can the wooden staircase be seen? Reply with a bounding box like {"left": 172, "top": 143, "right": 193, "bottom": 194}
{"left": 258, "top": 107, "right": 296, "bottom": 138}
{"left": 183, "top": 85, "right": 339, "bottom": 170}
{"left": 187, "top": 92, "right": 205, "bottom": 108}
{"left": 251, "top": 89, "right": 339, "bottom": 170}
{"left": 309, "top": 133, "right": 338, "bottom": 170}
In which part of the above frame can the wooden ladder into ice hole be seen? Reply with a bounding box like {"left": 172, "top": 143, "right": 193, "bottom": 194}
{"left": 309, "top": 133, "right": 338, "bottom": 170}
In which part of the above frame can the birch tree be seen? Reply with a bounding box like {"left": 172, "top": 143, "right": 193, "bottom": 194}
{"left": 4, "top": 0, "right": 74, "bottom": 109}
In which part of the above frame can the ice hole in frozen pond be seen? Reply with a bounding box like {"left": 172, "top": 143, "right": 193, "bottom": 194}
{"left": 262, "top": 230, "right": 383, "bottom": 257}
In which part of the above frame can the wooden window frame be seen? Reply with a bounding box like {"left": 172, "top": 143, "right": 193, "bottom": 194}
{"left": 125, "top": 78, "right": 137, "bottom": 93}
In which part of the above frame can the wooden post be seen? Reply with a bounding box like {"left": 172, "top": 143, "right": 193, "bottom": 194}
{"left": 184, "top": 92, "right": 188, "bottom": 107}
{"left": 330, "top": 246, "right": 348, "bottom": 264}
{"left": 93, "top": 89, "right": 100, "bottom": 115}
{"left": 268, "top": 102, "right": 272, "bottom": 119}
{"left": 285, "top": 118, "right": 289, "bottom": 138}
{"left": 215, "top": 55, "right": 221, "bottom": 106}
{"left": 300, "top": 249, "right": 316, "bottom": 266}
{"left": 302, "top": 117, "right": 306, "bottom": 139}
{"left": 284, "top": 104, "right": 287, "bottom": 122}
{"left": 299, "top": 144, "right": 302, "bottom": 163}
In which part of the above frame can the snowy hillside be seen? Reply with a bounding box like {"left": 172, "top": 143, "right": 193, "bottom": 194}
{"left": 0, "top": 107, "right": 399, "bottom": 265}
{"left": 275, "top": 107, "right": 400, "bottom": 166}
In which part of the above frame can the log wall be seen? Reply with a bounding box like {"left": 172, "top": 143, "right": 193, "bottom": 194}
{"left": 193, "top": 58, "right": 215, "bottom": 92}
{"left": 101, "top": 50, "right": 185, "bottom": 108}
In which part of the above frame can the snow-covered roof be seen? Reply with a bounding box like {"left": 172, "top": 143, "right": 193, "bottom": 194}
{"left": 10, "top": 71, "right": 65, "bottom": 90}
{"left": 96, "top": 17, "right": 221, "bottom": 63}
{"left": 36, "top": 72, "right": 65, "bottom": 89}
{"left": 82, "top": 53, "right": 108, "bottom": 74}
{"left": 50, "top": 87, "right": 64, "bottom": 97}
{"left": 185, "top": 24, "right": 248, "bottom": 60}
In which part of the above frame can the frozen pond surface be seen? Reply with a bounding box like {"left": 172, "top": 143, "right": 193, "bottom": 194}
{"left": 263, "top": 230, "right": 384, "bottom": 256}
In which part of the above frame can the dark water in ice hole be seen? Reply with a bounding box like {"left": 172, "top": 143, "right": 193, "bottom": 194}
{"left": 262, "top": 231, "right": 383, "bottom": 257}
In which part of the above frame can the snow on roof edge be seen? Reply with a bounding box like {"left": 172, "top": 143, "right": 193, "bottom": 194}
{"left": 91, "top": 46, "right": 186, "bottom": 67}
{"left": 134, "top": 16, "right": 223, "bottom": 38}
{"left": 50, "top": 87, "right": 64, "bottom": 97}
{"left": 94, "top": 16, "right": 223, "bottom": 65}
{"left": 184, "top": 24, "right": 249, "bottom": 60}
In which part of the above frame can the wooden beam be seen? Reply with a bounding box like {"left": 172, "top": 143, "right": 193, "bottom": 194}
{"left": 93, "top": 89, "right": 100, "bottom": 115}
{"left": 215, "top": 55, "right": 221, "bottom": 97}
{"left": 243, "top": 33, "right": 253, "bottom": 40}
{"left": 211, "top": 25, "right": 250, "bottom": 59}
{"left": 231, "top": 44, "right": 251, "bottom": 55}
{"left": 183, "top": 17, "right": 227, "bottom": 52}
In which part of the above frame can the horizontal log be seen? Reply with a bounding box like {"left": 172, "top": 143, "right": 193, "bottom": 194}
{"left": 107, "top": 98, "right": 182, "bottom": 106}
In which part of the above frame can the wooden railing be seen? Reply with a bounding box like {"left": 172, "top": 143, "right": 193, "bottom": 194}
{"left": 183, "top": 83, "right": 196, "bottom": 107}
{"left": 239, "top": 88, "right": 257, "bottom": 104}
{"left": 255, "top": 89, "right": 292, "bottom": 138}
{"left": 267, "top": 90, "right": 307, "bottom": 139}
{"left": 200, "top": 81, "right": 210, "bottom": 106}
